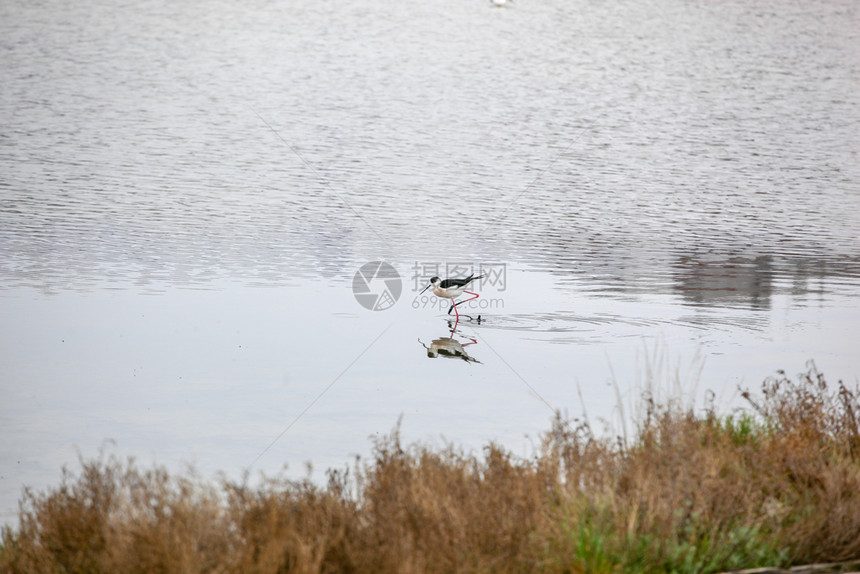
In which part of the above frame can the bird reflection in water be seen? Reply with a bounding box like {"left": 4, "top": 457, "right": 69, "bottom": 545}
{"left": 418, "top": 320, "right": 481, "bottom": 364}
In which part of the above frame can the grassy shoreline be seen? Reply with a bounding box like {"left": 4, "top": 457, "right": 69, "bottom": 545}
{"left": 2, "top": 365, "right": 859, "bottom": 573}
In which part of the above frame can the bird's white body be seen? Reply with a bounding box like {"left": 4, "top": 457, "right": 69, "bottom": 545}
{"left": 432, "top": 283, "right": 467, "bottom": 300}
{"left": 420, "top": 274, "right": 485, "bottom": 318}
{"left": 427, "top": 275, "right": 481, "bottom": 301}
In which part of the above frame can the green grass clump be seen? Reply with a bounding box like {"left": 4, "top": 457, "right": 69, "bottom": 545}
{"left": 2, "top": 364, "right": 859, "bottom": 573}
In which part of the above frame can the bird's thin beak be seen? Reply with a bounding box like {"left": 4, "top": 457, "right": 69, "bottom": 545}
{"left": 420, "top": 284, "right": 431, "bottom": 294}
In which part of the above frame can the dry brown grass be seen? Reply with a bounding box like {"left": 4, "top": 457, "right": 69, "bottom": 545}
{"left": 2, "top": 364, "right": 859, "bottom": 574}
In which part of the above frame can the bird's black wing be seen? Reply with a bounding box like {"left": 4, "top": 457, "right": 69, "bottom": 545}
{"left": 439, "top": 275, "right": 474, "bottom": 289}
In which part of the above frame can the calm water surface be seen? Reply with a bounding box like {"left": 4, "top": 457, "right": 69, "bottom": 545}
{"left": 1, "top": 0, "right": 859, "bottom": 522}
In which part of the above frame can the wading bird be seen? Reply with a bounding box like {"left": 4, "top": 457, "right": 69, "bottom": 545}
{"left": 420, "top": 274, "right": 485, "bottom": 320}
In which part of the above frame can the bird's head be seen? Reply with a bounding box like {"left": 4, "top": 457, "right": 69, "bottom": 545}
{"left": 420, "top": 276, "right": 441, "bottom": 294}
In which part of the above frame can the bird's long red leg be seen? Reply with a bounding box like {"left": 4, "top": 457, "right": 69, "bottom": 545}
{"left": 454, "top": 291, "right": 480, "bottom": 308}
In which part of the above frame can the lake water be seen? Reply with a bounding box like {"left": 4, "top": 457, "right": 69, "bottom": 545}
{"left": 1, "top": 0, "right": 859, "bottom": 523}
